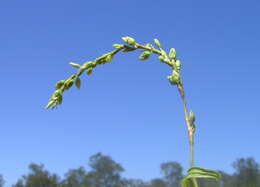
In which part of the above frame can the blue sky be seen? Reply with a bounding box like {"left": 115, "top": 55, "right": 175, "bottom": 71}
{"left": 1, "top": 0, "right": 260, "bottom": 185}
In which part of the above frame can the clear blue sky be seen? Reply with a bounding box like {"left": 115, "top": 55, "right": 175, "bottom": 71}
{"left": 1, "top": 0, "right": 260, "bottom": 186}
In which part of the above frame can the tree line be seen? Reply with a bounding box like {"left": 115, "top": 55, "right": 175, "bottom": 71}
{"left": 0, "top": 153, "right": 259, "bottom": 187}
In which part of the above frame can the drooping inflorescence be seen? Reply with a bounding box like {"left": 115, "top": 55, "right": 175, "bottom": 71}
{"left": 45, "top": 37, "right": 183, "bottom": 109}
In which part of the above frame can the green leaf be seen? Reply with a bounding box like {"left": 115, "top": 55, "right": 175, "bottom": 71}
{"left": 75, "top": 78, "right": 81, "bottom": 89}
{"left": 154, "top": 38, "right": 162, "bottom": 48}
{"left": 182, "top": 167, "right": 221, "bottom": 187}
{"left": 69, "top": 62, "right": 81, "bottom": 68}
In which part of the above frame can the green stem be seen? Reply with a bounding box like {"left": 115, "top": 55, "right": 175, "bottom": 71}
{"left": 178, "top": 83, "right": 198, "bottom": 187}
{"left": 178, "top": 84, "right": 195, "bottom": 167}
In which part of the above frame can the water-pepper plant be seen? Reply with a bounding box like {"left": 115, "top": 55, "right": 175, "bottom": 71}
{"left": 46, "top": 36, "right": 221, "bottom": 187}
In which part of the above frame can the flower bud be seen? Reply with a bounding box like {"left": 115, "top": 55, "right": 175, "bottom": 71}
{"left": 75, "top": 78, "right": 81, "bottom": 89}
{"left": 139, "top": 51, "right": 151, "bottom": 61}
{"left": 175, "top": 60, "right": 181, "bottom": 71}
{"left": 65, "top": 79, "right": 74, "bottom": 90}
{"left": 167, "top": 75, "right": 177, "bottom": 85}
{"left": 53, "top": 89, "right": 62, "bottom": 97}
{"left": 82, "top": 61, "right": 94, "bottom": 70}
{"left": 169, "top": 48, "right": 176, "bottom": 59}
{"left": 45, "top": 99, "right": 55, "bottom": 109}
{"left": 189, "top": 110, "right": 195, "bottom": 125}
{"left": 154, "top": 38, "right": 162, "bottom": 48}
{"left": 87, "top": 68, "right": 93, "bottom": 76}
{"left": 158, "top": 55, "right": 168, "bottom": 63}
{"left": 105, "top": 54, "right": 113, "bottom": 63}
{"left": 122, "top": 36, "right": 136, "bottom": 45}
{"left": 55, "top": 80, "right": 65, "bottom": 89}
{"left": 57, "top": 94, "right": 63, "bottom": 105}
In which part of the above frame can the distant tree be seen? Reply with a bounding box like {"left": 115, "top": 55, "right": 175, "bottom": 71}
{"left": 219, "top": 171, "right": 235, "bottom": 187}
{"left": 160, "top": 162, "right": 183, "bottom": 187}
{"left": 124, "top": 179, "right": 148, "bottom": 187}
{"left": 12, "top": 163, "right": 60, "bottom": 187}
{"left": 87, "top": 152, "right": 124, "bottom": 187}
{"left": 61, "top": 167, "right": 91, "bottom": 187}
{"left": 149, "top": 178, "right": 166, "bottom": 187}
{"left": 0, "top": 175, "right": 4, "bottom": 187}
{"left": 232, "top": 157, "right": 260, "bottom": 187}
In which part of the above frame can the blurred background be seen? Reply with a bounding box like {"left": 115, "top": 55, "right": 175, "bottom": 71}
{"left": 0, "top": 0, "right": 259, "bottom": 186}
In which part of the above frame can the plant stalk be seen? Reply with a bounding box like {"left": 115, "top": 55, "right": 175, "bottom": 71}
{"left": 178, "top": 83, "right": 198, "bottom": 187}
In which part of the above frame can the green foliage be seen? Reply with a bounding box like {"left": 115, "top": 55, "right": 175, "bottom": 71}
{"left": 182, "top": 167, "right": 221, "bottom": 187}
{"left": 61, "top": 167, "right": 91, "bottom": 187}
{"left": 161, "top": 162, "right": 183, "bottom": 187}
{"left": 150, "top": 179, "right": 166, "bottom": 187}
{"left": 232, "top": 158, "right": 260, "bottom": 187}
{"left": 12, "top": 163, "right": 60, "bottom": 187}
{"left": 0, "top": 175, "right": 4, "bottom": 187}
{"left": 10, "top": 155, "right": 260, "bottom": 187}
{"left": 88, "top": 152, "right": 125, "bottom": 187}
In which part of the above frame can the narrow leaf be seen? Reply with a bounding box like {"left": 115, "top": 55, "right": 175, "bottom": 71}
{"left": 182, "top": 167, "right": 221, "bottom": 187}
{"left": 69, "top": 62, "right": 81, "bottom": 68}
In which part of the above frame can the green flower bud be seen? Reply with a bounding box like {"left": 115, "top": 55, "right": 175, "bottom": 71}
{"left": 122, "top": 36, "right": 136, "bottom": 45}
{"left": 96, "top": 53, "right": 113, "bottom": 64}
{"left": 167, "top": 75, "right": 180, "bottom": 85}
{"left": 82, "top": 61, "right": 93, "bottom": 70}
{"left": 55, "top": 80, "right": 65, "bottom": 89}
{"left": 65, "top": 79, "right": 74, "bottom": 90}
{"left": 113, "top": 44, "right": 124, "bottom": 48}
{"left": 105, "top": 54, "right": 113, "bottom": 63}
{"left": 75, "top": 78, "right": 81, "bottom": 89}
{"left": 87, "top": 68, "right": 93, "bottom": 76}
{"left": 175, "top": 60, "right": 181, "bottom": 71}
{"left": 139, "top": 51, "right": 151, "bottom": 61}
{"left": 45, "top": 99, "right": 55, "bottom": 109}
{"left": 53, "top": 89, "right": 62, "bottom": 97}
{"left": 189, "top": 110, "right": 195, "bottom": 124}
{"left": 169, "top": 48, "right": 176, "bottom": 59}
{"left": 57, "top": 94, "right": 63, "bottom": 105}
{"left": 158, "top": 55, "right": 168, "bottom": 63}
{"left": 154, "top": 38, "right": 162, "bottom": 48}
{"left": 69, "top": 62, "right": 81, "bottom": 69}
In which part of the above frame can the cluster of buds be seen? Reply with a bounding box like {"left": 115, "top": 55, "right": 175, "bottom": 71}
{"left": 46, "top": 36, "right": 183, "bottom": 109}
